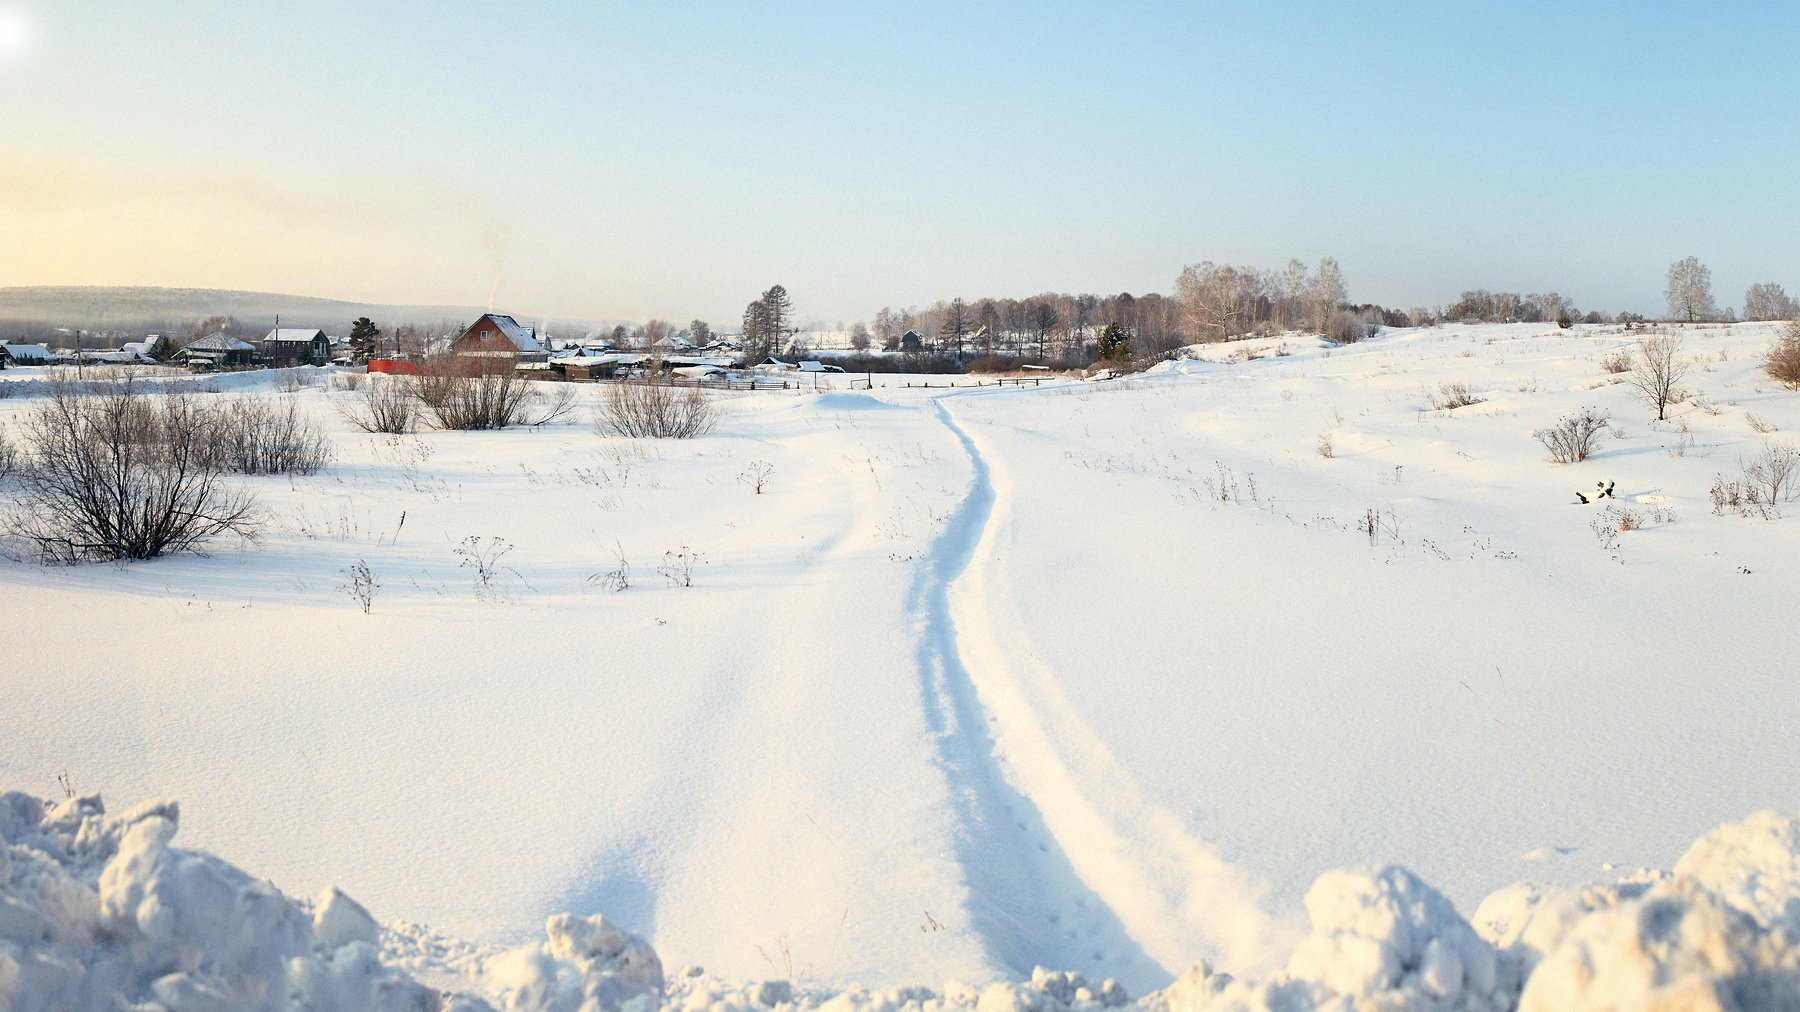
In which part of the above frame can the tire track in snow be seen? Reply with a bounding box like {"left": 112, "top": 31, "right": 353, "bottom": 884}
{"left": 910, "top": 398, "right": 1162, "bottom": 989}
{"left": 920, "top": 395, "right": 1298, "bottom": 987}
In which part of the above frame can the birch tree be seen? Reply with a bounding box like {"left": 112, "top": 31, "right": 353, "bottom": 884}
{"left": 1665, "top": 257, "right": 1717, "bottom": 322}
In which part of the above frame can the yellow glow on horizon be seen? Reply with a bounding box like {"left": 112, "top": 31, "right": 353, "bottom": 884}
{"left": 0, "top": 7, "right": 30, "bottom": 62}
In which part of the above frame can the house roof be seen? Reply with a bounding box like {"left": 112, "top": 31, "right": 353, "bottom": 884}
{"left": 186, "top": 333, "right": 257, "bottom": 353}
{"left": 1, "top": 343, "right": 53, "bottom": 362}
{"left": 470, "top": 314, "right": 543, "bottom": 354}
{"left": 263, "top": 328, "right": 327, "bottom": 344}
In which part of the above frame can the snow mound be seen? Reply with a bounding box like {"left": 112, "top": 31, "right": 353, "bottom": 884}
{"left": 9, "top": 792, "right": 1800, "bottom": 1010}
{"left": 1153, "top": 865, "right": 1512, "bottom": 1011}
{"left": 810, "top": 392, "right": 905, "bottom": 411}
{"left": 0, "top": 789, "right": 659, "bottom": 1011}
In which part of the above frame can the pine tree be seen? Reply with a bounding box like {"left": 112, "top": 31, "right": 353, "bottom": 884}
{"left": 1097, "top": 322, "right": 1131, "bottom": 361}
{"left": 349, "top": 317, "right": 382, "bottom": 361}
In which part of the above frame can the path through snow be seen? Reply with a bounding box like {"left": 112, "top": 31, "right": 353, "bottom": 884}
{"left": 917, "top": 395, "right": 1294, "bottom": 989}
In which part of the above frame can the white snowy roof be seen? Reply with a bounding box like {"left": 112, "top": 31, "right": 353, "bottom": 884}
{"left": 185, "top": 333, "right": 256, "bottom": 353}
{"left": 479, "top": 315, "right": 543, "bottom": 354}
{"left": 263, "top": 328, "right": 327, "bottom": 344}
{"left": 1, "top": 343, "right": 53, "bottom": 362}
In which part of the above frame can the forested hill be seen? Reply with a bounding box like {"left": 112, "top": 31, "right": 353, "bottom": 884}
{"left": 0, "top": 286, "right": 489, "bottom": 340}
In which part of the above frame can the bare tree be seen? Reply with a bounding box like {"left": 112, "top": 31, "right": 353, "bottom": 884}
{"left": 1306, "top": 259, "right": 1348, "bottom": 333}
{"left": 1665, "top": 257, "right": 1718, "bottom": 322}
{"left": 1743, "top": 282, "right": 1799, "bottom": 322}
{"left": 741, "top": 301, "right": 771, "bottom": 358}
{"left": 1627, "top": 334, "right": 1690, "bottom": 421}
{"left": 939, "top": 297, "right": 970, "bottom": 356}
{"left": 1742, "top": 439, "right": 1799, "bottom": 506}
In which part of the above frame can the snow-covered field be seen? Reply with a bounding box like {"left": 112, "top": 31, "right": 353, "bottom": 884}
{"left": 3, "top": 322, "right": 1799, "bottom": 1008}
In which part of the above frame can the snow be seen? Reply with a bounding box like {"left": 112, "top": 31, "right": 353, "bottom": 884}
{"left": 2, "top": 322, "right": 1799, "bottom": 1005}
{"left": 8, "top": 790, "right": 1800, "bottom": 1009}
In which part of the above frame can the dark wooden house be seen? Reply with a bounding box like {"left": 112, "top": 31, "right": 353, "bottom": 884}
{"left": 259, "top": 328, "right": 332, "bottom": 367}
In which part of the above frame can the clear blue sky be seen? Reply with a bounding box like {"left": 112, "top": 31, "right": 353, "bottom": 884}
{"left": 3, "top": 1, "right": 1797, "bottom": 325}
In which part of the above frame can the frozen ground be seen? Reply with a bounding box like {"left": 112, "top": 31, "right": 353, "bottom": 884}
{"left": 2, "top": 322, "right": 1798, "bottom": 1004}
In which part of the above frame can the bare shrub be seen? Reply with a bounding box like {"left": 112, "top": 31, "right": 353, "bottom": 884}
{"left": 1316, "top": 432, "right": 1335, "bottom": 459}
{"left": 339, "top": 559, "right": 378, "bottom": 614}
{"left": 6, "top": 380, "right": 261, "bottom": 562}
{"left": 334, "top": 371, "right": 366, "bottom": 391}
{"left": 206, "top": 396, "right": 333, "bottom": 475}
{"left": 1533, "top": 408, "right": 1610, "bottom": 464}
{"left": 0, "top": 427, "right": 15, "bottom": 483}
{"left": 1711, "top": 474, "right": 1774, "bottom": 519}
{"left": 340, "top": 376, "right": 420, "bottom": 434}
{"left": 1766, "top": 322, "right": 1800, "bottom": 389}
{"left": 590, "top": 542, "right": 630, "bottom": 592}
{"left": 1747, "top": 412, "right": 1778, "bottom": 434}
{"left": 1742, "top": 439, "right": 1799, "bottom": 507}
{"left": 1600, "top": 348, "right": 1634, "bottom": 374}
{"left": 1430, "top": 382, "right": 1485, "bottom": 410}
{"left": 658, "top": 545, "right": 703, "bottom": 587}
{"left": 595, "top": 380, "right": 718, "bottom": 439}
{"left": 738, "top": 460, "right": 774, "bottom": 494}
{"left": 1626, "top": 334, "right": 1689, "bottom": 421}
{"left": 455, "top": 535, "right": 521, "bottom": 603}
{"left": 416, "top": 357, "right": 572, "bottom": 430}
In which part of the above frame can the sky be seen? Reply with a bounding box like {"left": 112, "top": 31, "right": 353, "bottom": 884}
{"left": 2, "top": 1, "right": 1798, "bottom": 326}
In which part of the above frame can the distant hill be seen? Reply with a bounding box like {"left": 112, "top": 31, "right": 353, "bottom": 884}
{"left": 0, "top": 286, "right": 599, "bottom": 343}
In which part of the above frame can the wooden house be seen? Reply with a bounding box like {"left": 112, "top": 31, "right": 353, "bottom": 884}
{"left": 259, "top": 328, "right": 332, "bottom": 367}
{"left": 450, "top": 314, "right": 548, "bottom": 364}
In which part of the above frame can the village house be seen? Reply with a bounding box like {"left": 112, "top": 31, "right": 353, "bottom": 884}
{"left": 0, "top": 342, "right": 55, "bottom": 367}
{"left": 449, "top": 313, "right": 548, "bottom": 364}
{"left": 180, "top": 333, "right": 257, "bottom": 369}
{"left": 258, "top": 328, "right": 332, "bottom": 368}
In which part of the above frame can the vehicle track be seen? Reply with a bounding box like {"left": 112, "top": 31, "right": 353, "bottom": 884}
{"left": 916, "top": 394, "right": 1293, "bottom": 988}
{"left": 908, "top": 398, "right": 1162, "bottom": 988}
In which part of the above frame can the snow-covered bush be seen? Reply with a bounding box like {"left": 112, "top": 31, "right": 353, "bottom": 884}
{"left": 5, "top": 381, "right": 261, "bottom": 563}
{"left": 1532, "top": 408, "right": 1609, "bottom": 464}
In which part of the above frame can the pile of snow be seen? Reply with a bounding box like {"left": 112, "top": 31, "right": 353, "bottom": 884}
{"left": 9, "top": 790, "right": 1800, "bottom": 1010}
{"left": 0, "top": 790, "right": 656, "bottom": 1011}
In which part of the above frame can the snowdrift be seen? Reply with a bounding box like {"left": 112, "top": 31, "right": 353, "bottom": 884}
{"left": 6, "top": 791, "right": 1800, "bottom": 1010}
